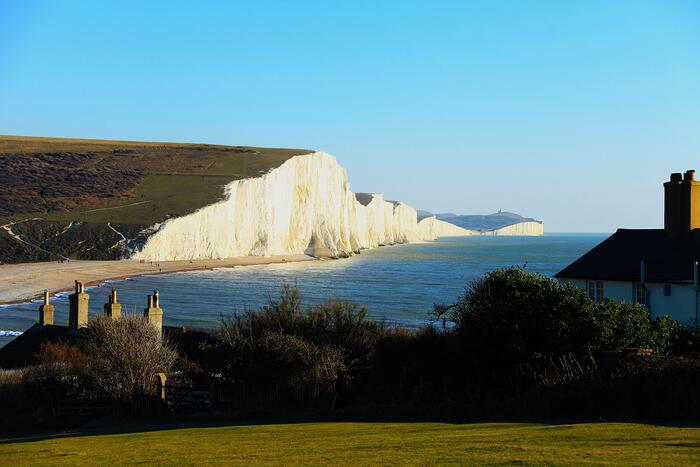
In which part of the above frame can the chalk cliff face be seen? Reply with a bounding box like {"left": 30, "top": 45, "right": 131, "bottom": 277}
{"left": 131, "top": 152, "right": 471, "bottom": 261}
{"left": 480, "top": 221, "right": 544, "bottom": 236}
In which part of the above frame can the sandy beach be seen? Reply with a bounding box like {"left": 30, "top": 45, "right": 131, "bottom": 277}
{"left": 0, "top": 255, "right": 315, "bottom": 305}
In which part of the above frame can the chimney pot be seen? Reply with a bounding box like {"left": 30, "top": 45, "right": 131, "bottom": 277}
{"left": 69, "top": 280, "right": 89, "bottom": 329}
{"left": 104, "top": 288, "right": 121, "bottom": 319}
{"left": 671, "top": 173, "right": 683, "bottom": 182}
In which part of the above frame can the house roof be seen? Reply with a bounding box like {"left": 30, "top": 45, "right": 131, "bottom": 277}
{"left": 0, "top": 324, "right": 187, "bottom": 369}
{"left": 555, "top": 229, "right": 700, "bottom": 283}
{"left": 0, "top": 324, "right": 77, "bottom": 369}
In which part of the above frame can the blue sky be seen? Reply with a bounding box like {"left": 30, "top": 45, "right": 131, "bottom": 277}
{"left": 1, "top": 1, "right": 699, "bottom": 232}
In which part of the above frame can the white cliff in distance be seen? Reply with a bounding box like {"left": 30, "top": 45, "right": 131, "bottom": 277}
{"left": 480, "top": 221, "right": 544, "bottom": 236}
{"left": 131, "top": 152, "right": 472, "bottom": 261}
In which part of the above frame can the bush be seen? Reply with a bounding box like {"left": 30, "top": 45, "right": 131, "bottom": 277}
{"left": 79, "top": 315, "right": 178, "bottom": 400}
{"left": 301, "top": 298, "right": 381, "bottom": 368}
{"left": 435, "top": 267, "right": 602, "bottom": 367}
{"left": 208, "top": 324, "right": 344, "bottom": 387}
{"left": 596, "top": 299, "right": 654, "bottom": 351}
{"left": 243, "top": 284, "right": 304, "bottom": 336}
{"left": 435, "top": 267, "right": 683, "bottom": 364}
{"left": 212, "top": 285, "right": 381, "bottom": 369}
{"left": 36, "top": 341, "right": 89, "bottom": 374}
{"left": 255, "top": 331, "right": 343, "bottom": 385}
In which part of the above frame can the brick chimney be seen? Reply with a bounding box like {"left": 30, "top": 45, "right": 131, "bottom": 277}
{"left": 103, "top": 288, "right": 122, "bottom": 319}
{"left": 144, "top": 289, "right": 164, "bottom": 333}
{"left": 69, "top": 280, "right": 89, "bottom": 330}
{"left": 664, "top": 170, "right": 700, "bottom": 237}
{"left": 39, "top": 289, "right": 54, "bottom": 326}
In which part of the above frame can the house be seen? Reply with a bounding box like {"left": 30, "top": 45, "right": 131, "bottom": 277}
{"left": 0, "top": 282, "right": 174, "bottom": 369}
{"left": 556, "top": 170, "right": 700, "bottom": 328}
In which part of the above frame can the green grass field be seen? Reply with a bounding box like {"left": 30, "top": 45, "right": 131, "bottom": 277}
{"left": 1, "top": 421, "right": 698, "bottom": 465}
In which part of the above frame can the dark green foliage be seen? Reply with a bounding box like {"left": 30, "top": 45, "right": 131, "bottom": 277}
{"left": 596, "top": 299, "right": 655, "bottom": 351}
{"left": 435, "top": 267, "right": 601, "bottom": 366}
{"left": 205, "top": 286, "right": 383, "bottom": 389}
{"left": 659, "top": 319, "right": 700, "bottom": 355}
{"left": 435, "top": 267, "right": 683, "bottom": 362}
{"left": 208, "top": 325, "right": 343, "bottom": 387}
{"left": 212, "top": 285, "right": 381, "bottom": 367}
{"left": 2, "top": 275, "right": 700, "bottom": 423}
{"left": 302, "top": 298, "right": 381, "bottom": 367}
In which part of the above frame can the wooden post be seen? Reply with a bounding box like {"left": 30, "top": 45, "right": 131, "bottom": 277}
{"left": 157, "top": 372, "right": 167, "bottom": 407}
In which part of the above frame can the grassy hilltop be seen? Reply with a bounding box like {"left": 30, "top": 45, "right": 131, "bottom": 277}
{"left": 0, "top": 135, "right": 309, "bottom": 263}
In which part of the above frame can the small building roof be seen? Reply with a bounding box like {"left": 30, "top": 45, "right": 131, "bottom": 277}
{"left": 555, "top": 229, "right": 700, "bottom": 283}
{"left": 0, "top": 324, "right": 76, "bottom": 369}
{"left": 0, "top": 324, "right": 187, "bottom": 369}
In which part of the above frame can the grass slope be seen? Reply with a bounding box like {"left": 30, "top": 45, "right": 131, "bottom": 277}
{"left": 0, "top": 135, "right": 309, "bottom": 225}
{"left": 1, "top": 421, "right": 698, "bottom": 465}
{"left": 0, "top": 135, "right": 310, "bottom": 262}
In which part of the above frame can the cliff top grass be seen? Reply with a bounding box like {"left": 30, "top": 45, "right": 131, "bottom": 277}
{"left": 0, "top": 421, "right": 698, "bottom": 465}
{"left": 0, "top": 135, "right": 310, "bottom": 225}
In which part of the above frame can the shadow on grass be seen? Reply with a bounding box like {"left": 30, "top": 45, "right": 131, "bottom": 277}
{"left": 1, "top": 406, "right": 699, "bottom": 445}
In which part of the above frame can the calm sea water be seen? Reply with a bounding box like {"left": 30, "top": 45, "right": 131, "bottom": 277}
{"left": 0, "top": 234, "right": 607, "bottom": 347}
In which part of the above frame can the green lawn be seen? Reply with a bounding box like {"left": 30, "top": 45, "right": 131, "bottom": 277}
{"left": 1, "top": 421, "right": 698, "bottom": 465}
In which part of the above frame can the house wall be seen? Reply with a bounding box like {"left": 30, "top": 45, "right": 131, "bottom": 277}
{"left": 559, "top": 278, "right": 698, "bottom": 326}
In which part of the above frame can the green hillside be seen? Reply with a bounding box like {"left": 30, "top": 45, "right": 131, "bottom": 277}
{"left": 0, "top": 421, "right": 697, "bottom": 465}
{"left": 0, "top": 135, "right": 309, "bottom": 263}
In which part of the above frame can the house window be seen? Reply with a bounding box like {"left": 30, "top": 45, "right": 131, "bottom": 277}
{"left": 635, "top": 283, "right": 648, "bottom": 306}
{"left": 663, "top": 284, "right": 672, "bottom": 296}
{"left": 587, "top": 280, "right": 604, "bottom": 302}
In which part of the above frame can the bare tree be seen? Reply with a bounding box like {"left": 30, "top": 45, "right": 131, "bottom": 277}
{"left": 80, "top": 315, "right": 178, "bottom": 400}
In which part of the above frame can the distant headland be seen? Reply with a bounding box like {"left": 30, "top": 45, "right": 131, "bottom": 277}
{"left": 418, "top": 210, "right": 544, "bottom": 236}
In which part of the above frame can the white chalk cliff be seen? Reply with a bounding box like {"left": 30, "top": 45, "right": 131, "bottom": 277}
{"left": 480, "top": 221, "right": 544, "bottom": 236}
{"left": 131, "top": 152, "right": 472, "bottom": 261}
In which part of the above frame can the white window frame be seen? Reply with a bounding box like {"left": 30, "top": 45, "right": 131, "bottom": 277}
{"left": 587, "top": 280, "right": 604, "bottom": 302}
{"left": 634, "top": 283, "right": 648, "bottom": 307}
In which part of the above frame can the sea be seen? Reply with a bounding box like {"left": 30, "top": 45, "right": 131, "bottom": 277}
{"left": 0, "top": 234, "right": 608, "bottom": 348}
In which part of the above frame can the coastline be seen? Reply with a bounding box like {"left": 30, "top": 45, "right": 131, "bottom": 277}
{"left": 0, "top": 255, "right": 316, "bottom": 305}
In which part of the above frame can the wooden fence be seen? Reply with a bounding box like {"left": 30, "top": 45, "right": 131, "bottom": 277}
{"left": 165, "top": 385, "right": 210, "bottom": 412}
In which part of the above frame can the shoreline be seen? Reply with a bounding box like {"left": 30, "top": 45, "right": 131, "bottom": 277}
{"left": 0, "top": 255, "right": 316, "bottom": 306}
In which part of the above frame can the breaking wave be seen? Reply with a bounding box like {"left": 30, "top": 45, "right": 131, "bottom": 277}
{"left": 0, "top": 330, "right": 22, "bottom": 337}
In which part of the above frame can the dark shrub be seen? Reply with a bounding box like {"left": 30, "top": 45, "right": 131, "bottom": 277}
{"left": 300, "top": 298, "right": 381, "bottom": 367}
{"left": 436, "top": 267, "right": 682, "bottom": 362}
{"left": 208, "top": 315, "right": 344, "bottom": 387}
{"left": 435, "top": 267, "right": 602, "bottom": 366}
{"left": 254, "top": 331, "right": 343, "bottom": 385}
{"left": 36, "top": 341, "right": 89, "bottom": 373}
{"left": 596, "top": 299, "right": 654, "bottom": 351}
{"left": 371, "top": 326, "right": 453, "bottom": 402}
